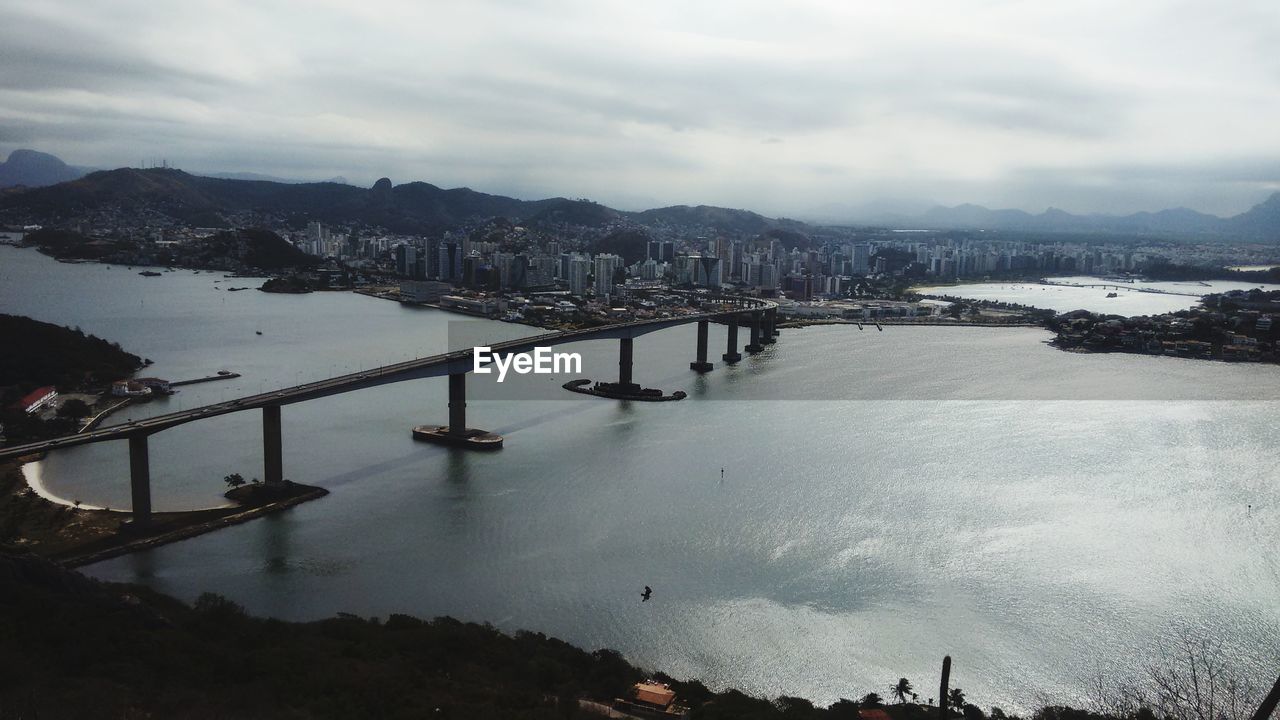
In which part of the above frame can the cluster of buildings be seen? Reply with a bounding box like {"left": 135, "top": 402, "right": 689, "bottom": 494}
{"left": 1053, "top": 291, "right": 1280, "bottom": 361}
{"left": 775, "top": 298, "right": 942, "bottom": 320}
{"left": 14, "top": 386, "right": 58, "bottom": 415}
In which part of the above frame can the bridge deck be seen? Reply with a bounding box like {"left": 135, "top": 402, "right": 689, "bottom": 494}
{"left": 0, "top": 299, "right": 773, "bottom": 462}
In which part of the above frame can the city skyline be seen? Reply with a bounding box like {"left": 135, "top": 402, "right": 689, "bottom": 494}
{"left": 2, "top": 0, "right": 1278, "bottom": 218}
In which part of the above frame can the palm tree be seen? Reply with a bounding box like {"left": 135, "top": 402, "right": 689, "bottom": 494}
{"left": 892, "top": 678, "right": 914, "bottom": 704}
{"left": 948, "top": 687, "right": 966, "bottom": 709}
{"left": 861, "top": 692, "right": 884, "bottom": 707}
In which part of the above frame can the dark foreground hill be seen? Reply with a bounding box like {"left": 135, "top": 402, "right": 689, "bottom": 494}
{"left": 0, "top": 313, "right": 143, "bottom": 394}
{"left": 0, "top": 551, "right": 647, "bottom": 719}
{"left": 0, "top": 550, "right": 1267, "bottom": 720}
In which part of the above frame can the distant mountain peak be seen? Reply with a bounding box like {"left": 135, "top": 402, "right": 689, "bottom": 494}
{"left": 0, "top": 149, "right": 88, "bottom": 188}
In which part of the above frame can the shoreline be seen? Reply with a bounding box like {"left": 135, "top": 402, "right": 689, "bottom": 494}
{"left": 2, "top": 459, "right": 327, "bottom": 567}
{"left": 778, "top": 318, "right": 1043, "bottom": 329}
{"left": 22, "top": 459, "right": 234, "bottom": 512}
{"left": 21, "top": 458, "right": 110, "bottom": 511}
{"left": 63, "top": 482, "right": 330, "bottom": 568}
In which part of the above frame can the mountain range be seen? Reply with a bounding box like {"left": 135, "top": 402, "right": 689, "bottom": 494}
{"left": 0, "top": 149, "right": 1277, "bottom": 241}
{"left": 848, "top": 198, "right": 1280, "bottom": 239}
{"left": 0, "top": 163, "right": 808, "bottom": 246}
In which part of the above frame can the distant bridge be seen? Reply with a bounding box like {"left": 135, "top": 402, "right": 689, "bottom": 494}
{"left": 1037, "top": 279, "right": 1204, "bottom": 297}
{"left": 0, "top": 296, "right": 780, "bottom": 524}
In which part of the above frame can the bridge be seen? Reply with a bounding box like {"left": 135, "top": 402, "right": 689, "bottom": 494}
{"left": 0, "top": 297, "right": 780, "bottom": 525}
{"left": 1037, "top": 279, "right": 1204, "bottom": 297}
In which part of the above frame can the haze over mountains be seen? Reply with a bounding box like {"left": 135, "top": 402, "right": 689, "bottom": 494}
{"left": 1, "top": 149, "right": 1277, "bottom": 241}
{"left": 0, "top": 150, "right": 92, "bottom": 189}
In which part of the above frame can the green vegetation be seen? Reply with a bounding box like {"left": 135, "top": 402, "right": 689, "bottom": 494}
{"left": 0, "top": 550, "right": 644, "bottom": 719}
{"left": 0, "top": 547, "right": 1269, "bottom": 720}
{"left": 181, "top": 228, "right": 320, "bottom": 271}
{"left": 0, "top": 464, "right": 118, "bottom": 555}
{"left": 1138, "top": 260, "right": 1280, "bottom": 283}
{"left": 0, "top": 314, "right": 141, "bottom": 391}
{"left": 23, "top": 224, "right": 316, "bottom": 272}
{"left": 23, "top": 227, "right": 129, "bottom": 260}
{"left": 0, "top": 313, "right": 142, "bottom": 442}
{"left": 260, "top": 274, "right": 317, "bottom": 293}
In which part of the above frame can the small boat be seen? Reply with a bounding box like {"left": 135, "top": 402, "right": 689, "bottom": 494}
{"left": 139, "top": 270, "right": 162, "bottom": 277}
{"left": 1106, "top": 292, "right": 1118, "bottom": 298}
{"left": 255, "top": 331, "right": 263, "bottom": 335}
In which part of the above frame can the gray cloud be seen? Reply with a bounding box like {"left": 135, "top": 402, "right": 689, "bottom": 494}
{"left": 1, "top": 0, "right": 1277, "bottom": 215}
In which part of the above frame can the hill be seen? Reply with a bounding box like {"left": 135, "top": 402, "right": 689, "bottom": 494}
{"left": 199, "top": 171, "right": 351, "bottom": 185}
{"left": 0, "top": 549, "right": 1253, "bottom": 720}
{"left": 631, "top": 204, "right": 788, "bottom": 236}
{"left": 526, "top": 198, "right": 623, "bottom": 228}
{"left": 0, "top": 168, "right": 560, "bottom": 234}
{"left": 0, "top": 550, "right": 648, "bottom": 719}
{"left": 0, "top": 313, "right": 143, "bottom": 395}
{"left": 177, "top": 228, "right": 321, "bottom": 270}
{"left": 0, "top": 149, "right": 89, "bottom": 188}
{"left": 0, "top": 168, "right": 809, "bottom": 241}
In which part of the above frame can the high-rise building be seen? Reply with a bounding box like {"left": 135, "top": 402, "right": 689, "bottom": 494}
{"left": 691, "top": 255, "right": 722, "bottom": 289}
{"left": 437, "top": 242, "right": 462, "bottom": 282}
{"left": 759, "top": 264, "right": 777, "bottom": 290}
{"left": 852, "top": 244, "right": 871, "bottom": 274}
{"left": 527, "top": 256, "right": 556, "bottom": 288}
{"left": 568, "top": 255, "right": 592, "bottom": 296}
{"left": 647, "top": 240, "right": 675, "bottom": 263}
{"left": 394, "top": 244, "right": 417, "bottom": 277}
{"left": 594, "top": 254, "right": 621, "bottom": 297}
{"left": 639, "top": 258, "right": 660, "bottom": 281}
{"left": 714, "top": 238, "right": 730, "bottom": 283}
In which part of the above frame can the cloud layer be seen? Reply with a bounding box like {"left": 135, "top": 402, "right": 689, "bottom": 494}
{"left": 2, "top": 0, "right": 1278, "bottom": 217}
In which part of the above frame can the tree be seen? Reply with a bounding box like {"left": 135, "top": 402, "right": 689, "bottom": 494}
{"left": 57, "top": 398, "right": 90, "bottom": 419}
{"left": 223, "top": 473, "right": 246, "bottom": 490}
{"left": 828, "top": 699, "right": 861, "bottom": 719}
{"left": 1089, "top": 631, "right": 1257, "bottom": 720}
{"left": 949, "top": 688, "right": 967, "bottom": 709}
{"left": 893, "top": 678, "right": 914, "bottom": 704}
{"left": 862, "top": 693, "right": 884, "bottom": 707}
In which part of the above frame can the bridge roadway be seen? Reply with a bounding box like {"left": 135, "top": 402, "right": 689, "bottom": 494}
{"left": 1037, "top": 279, "right": 1204, "bottom": 297}
{"left": 0, "top": 295, "right": 773, "bottom": 466}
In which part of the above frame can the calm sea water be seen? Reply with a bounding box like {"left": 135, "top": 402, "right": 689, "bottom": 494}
{"left": 2, "top": 246, "right": 1278, "bottom": 711}
{"left": 918, "top": 276, "right": 1280, "bottom": 315}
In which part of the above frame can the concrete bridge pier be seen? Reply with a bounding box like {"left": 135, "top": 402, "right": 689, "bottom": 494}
{"left": 765, "top": 308, "right": 778, "bottom": 343}
{"left": 448, "top": 372, "right": 467, "bottom": 435}
{"left": 263, "top": 404, "right": 283, "bottom": 484}
{"left": 745, "top": 312, "right": 765, "bottom": 353}
{"left": 128, "top": 434, "right": 152, "bottom": 526}
{"left": 617, "top": 337, "right": 640, "bottom": 392}
{"left": 722, "top": 319, "right": 742, "bottom": 364}
{"left": 412, "top": 371, "right": 503, "bottom": 449}
{"left": 690, "top": 319, "right": 714, "bottom": 372}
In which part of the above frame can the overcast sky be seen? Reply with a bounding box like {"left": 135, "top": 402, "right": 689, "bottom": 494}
{"left": 1, "top": 0, "right": 1278, "bottom": 218}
